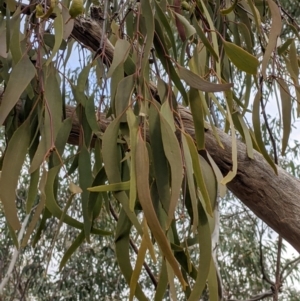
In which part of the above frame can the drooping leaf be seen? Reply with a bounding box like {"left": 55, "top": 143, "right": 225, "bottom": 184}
{"left": 136, "top": 131, "right": 187, "bottom": 288}
{"left": 223, "top": 40, "right": 259, "bottom": 75}
{"left": 187, "top": 205, "right": 212, "bottom": 300}
{"left": 0, "top": 55, "right": 36, "bottom": 126}
{"left": 0, "top": 120, "right": 30, "bottom": 230}
{"left": 160, "top": 115, "right": 183, "bottom": 228}
{"left": 59, "top": 230, "right": 85, "bottom": 271}
{"left": 252, "top": 91, "right": 277, "bottom": 174}
{"left": 88, "top": 180, "right": 130, "bottom": 192}
{"left": 278, "top": 79, "right": 291, "bottom": 155}
{"left": 115, "top": 209, "right": 148, "bottom": 301}
{"left": 149, "top": 103, "right": 171, "bottom": 212}
{"left": 177, "top": 66, "right": 233, "bottom": 92}
{"left": 261, "top": 0, "right": 282, "bottom": 78}
{"left": 78, "top": 145, "right": 93, "bottom": 241}
{"left": 127, "top": 108, "right": 138, "bottom": 211}
{"left": 107, "top": 39, "right": 131, "bottom": 78}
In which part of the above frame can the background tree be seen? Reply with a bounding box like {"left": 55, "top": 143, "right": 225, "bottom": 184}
{"left": 1, "top": 0, "right": 300, "bottom": 300}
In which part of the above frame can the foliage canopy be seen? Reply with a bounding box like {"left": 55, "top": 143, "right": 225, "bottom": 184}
{"left": 0, "top": 0, "right": 300, "bottom": 300}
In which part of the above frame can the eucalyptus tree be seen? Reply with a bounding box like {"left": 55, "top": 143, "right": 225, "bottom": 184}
{"left": 0, "top": 0, "right": 300, "bottom": 300}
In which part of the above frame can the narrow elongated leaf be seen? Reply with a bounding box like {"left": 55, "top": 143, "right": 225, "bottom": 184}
{"left": 237, "top": 113, "right": 254, "bottom": 159}
{"left": 0, "top": 55, "right": 36, "bottom": 126}
{"left": 102, "top": 117, "right": 143, "bottom": 235}
{"left": 207, "top": 257, "right": 219, "bottom": 301}
{"left": 221, "top": 91, "right": 238, "bottom": 185}
{"left": 130, "top": 220, "right": 149, "bottom": 301}
{"left": 177, "top": 66, "right": 233, "bottom": 92}
{"left": 173, "top": 12, "right": 196, "bottom": 39}
{"left": 261, "top": 0, "right": 282, "bottom": 78}
{"left": 115, "top": 209, "right": 148, "bottom": 301}
{"left": 252, "top": 91, "right": 277, "bottom": 174}
{"left": 78, "top": 145, "right": 93, "bottom": 241}
{"left": 154, "top": 260, "right": 168, "bottom": 301}
{"left": 136, "top": 131, "right": 187, "bottom": 288}
{"left": 223, "top": 40, "right": 259, "bottom": 75}
{"left": 107, "top": 39, "right": 130, "bottom": 78}
{"left": 45, "top": 167, "right": 111, "bottom": 235}
{"left": 187, "top": 205, "right": 212, "bottom": 300}
{"left": 154, "top": 1, "right": 177, "bottom": 59}
{"left": 182, "top": 135, "right": 198, "bottom": 232}
{"left": 188, "top": 88, "right": 205, "bottom": 149}
{"left": 88, "top": 181, "right": 130, "bottom": 192}
{"left": 160, "top": 116, "right": 183, "bottom": 227}
{"left": 141, "top": 0, "right": 154, "bottom": 75}
{"left": 21, "top": 197, "right": 45, "bottom": 247}
{"left": 127, "top": 108, "right": 138, "bottom": 211}
{"left": 149, "top": 104, "right": 170, "bottom": 212}
{"left": 115, "top": 74, "right": 135, "bottom": 120}
{"left": 26, "top": 169, "right": 39, "bottom": 213}
{"left": 278, "top": 79, "right": 291, "bottom": 155}
{"left": 30, "top": 65, "right": 62, "bottom": 173}
{"left": 0, "top": 120, "right": 30, "bottom": 230}
{"left": 59, "top": 230, "right": 85, "bottom": 271}
{"left": 185, "top": 133, "right": 214, "bottom": 216}
{"left": 72, "top": 64, "right": 92, "bottom": 106}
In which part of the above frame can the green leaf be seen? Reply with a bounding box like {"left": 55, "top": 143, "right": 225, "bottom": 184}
{"left": 127, "top": 108, "right": 138, "bottom": 211}
{"left": 115, "top": 74, "right": 135, "bottom": 120}
{"left": 107, "top": 39, "right": 131, "bottom": 78}
{"left": 0, "top": 120, "right": 30, "bottom": 230}
{"left": 59, "top": 230, "right": 85, "bottom": 271}
{"left": 115, "top": 211, "right": 148, "bottom": 300}
{"left": 278, "top": 79, "right": 291, "bottom": 155}
{"left": 149, "top": 103, "right": 170, "bottom": 212}
{"left": 188, "top": 88, "right": 205, "bottom": 149}
{"left": 88, "top": 180, "right": 130, "bottom": 192}
{"left": 207, "top": 257, "right": 219, "bottom": 301}
{"left": 0, "top": 55, "right": 36, "bottom": 126}
{"left": 45, "top": 166, "right": 111, "bottom": 235}
{"left": 78, "top": 145, "right": 93, "bottom": 241}
{"left": 252, "top": 91, "right": 277, "bottom": 174}
{"left": 177, "top": 65, "right": 233, "bottom": 92}
{"left": 261, "top": 0, "right": 282, "bottom": 78}
{"left": 173, "top": 12, "right": 196, "bottom": 39}
{"left": 154, "top": 1, "right": 177, "bottom": 59}
{"left": 26, "top": 169, "right": 39, "bottom": 214}
{"left": 136, "top": 131, "right": 187, "bottom": 288}
{"left": 182, "top": 135, "right": 198, "bottom": 232}
{"left": 102, "top": 117, "right": 143, "bottom": 235}
{"left": 141, "top": 0, "right": 154, "bottom": 75}
{"left": 160, "top": 115, "right": 183, "bottom": 228}
{"left": 223, "top": 40, "right": 259, "bottom": 75}
{"left": 187, "top": 205, "right": 212, "bottom": 300}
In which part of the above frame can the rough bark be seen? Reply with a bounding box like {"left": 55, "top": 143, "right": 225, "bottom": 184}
{"left": 3, "top": 15, "right": 300, "bottom": 253}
